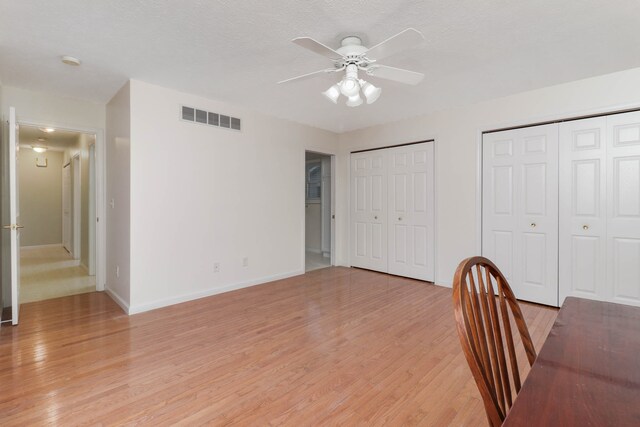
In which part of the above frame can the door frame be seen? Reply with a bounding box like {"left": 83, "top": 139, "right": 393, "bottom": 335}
{"left": 302, "top": 148, "right": 337, "bottom": 269}
{"left": 88, "top": 142, "right": 96, "bottom": 275}
{"left": 17, "top": 119, "right": 106, "bottom": 292}
{"left": 71, "top": 153, "right": 81, "bottom": 260}
{"left": 62, "top": 162, "right": 71, "bottom": 252}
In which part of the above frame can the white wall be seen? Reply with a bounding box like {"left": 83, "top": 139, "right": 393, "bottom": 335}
{"left": 337, "top": 67, "right": 640, "bottom": 287}
{"left": 128, "top": 80, "right": 338, "bottom": 313}
{"left": 305, "top": 203, "right": 321, "bottom": 252}
{"left": 18, "top": 149, "right": 63, "bottom": 246}
{"left": 105, "top": 82, "right": 131, "bottom": 311}
{"left": 1, "top": 86, "right": 105, "bottom": 130}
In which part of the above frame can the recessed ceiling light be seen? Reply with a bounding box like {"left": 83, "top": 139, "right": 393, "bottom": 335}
{"left": 32, "top": 145, "right": 48, "bottom": 153}
{"left": 61, "top": 55, "right": 81, "bottom": 66}
{"left": 39, "top": 127, "right": 55, "bottom": 133}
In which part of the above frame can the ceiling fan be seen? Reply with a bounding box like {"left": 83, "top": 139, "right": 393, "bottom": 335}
{"left": 278, "top": 28, "right": 425, "bottom": 107}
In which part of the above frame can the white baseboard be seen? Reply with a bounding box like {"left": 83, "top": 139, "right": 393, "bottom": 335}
{"left": 21, "top": 243, "right": 63, "bottom": 250}
{"left": 104, "top": 286, "right": 130, "bottom": 314}
{"left": 127, "top": 269, "right": 304, "bottom": 315}
{"left": 305, "top": 248, "right": 322, "bottom": 254}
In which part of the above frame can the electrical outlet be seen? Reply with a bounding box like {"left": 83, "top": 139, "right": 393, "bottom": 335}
{"left": 242, "top": 257, "right": 249, "bottom": 267}
{"left": 214, "top": 262, "right": 220, "bottom": 273}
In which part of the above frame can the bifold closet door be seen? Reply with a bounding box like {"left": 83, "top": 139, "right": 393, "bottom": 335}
{"left": 559, "top": 117, "right": 607, "bottom": 304}
{"left": 350, "top": 150, "right": 388, "bottom": 272}
{"left": 482, "top": 124, "right": 559, "bottom": 306}
{"left": 387, "top": 142, "right": 435, "bottom": 281}
{"left": 605, "top": 111, "right": 640, "bottom": 306}
{"left": 559, "top": 111, "right": 640, "bottom": 307}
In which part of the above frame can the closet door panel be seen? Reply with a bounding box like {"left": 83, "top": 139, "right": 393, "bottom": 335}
{"left": 559, "top": 117, "right": 607, "bottom": 304}
{"left": 483, "top": 134, "right": 517, "bottom": 284}
{"left": 387, "top": 142, "right": 435, "bottom": 281}
{"left": 483, "top": 124, "right": 558, "bottom": 306}
{"left": 350, "top": 151, "right": 387, "bottom": 272}
{"left": 607, "top": 111, "right": 640, "bottom": 306}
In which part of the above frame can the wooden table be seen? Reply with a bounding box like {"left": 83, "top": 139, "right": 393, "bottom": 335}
{"left": 503, "top": 297, "right": 640, "bottom": 426}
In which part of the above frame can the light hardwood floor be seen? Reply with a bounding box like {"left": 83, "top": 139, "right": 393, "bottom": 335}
{"left": 0, "top": 267, "right": 557, "bottom": 425}
{"left": 20, "top": 245, "right": 95, "bottom": 303}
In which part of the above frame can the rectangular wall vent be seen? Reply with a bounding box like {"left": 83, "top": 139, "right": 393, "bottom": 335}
{"left": 181, "top": 105, "right": 241, "bottom": 132}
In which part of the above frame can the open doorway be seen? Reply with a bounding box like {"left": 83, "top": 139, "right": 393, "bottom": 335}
{"left": 18, "top": 125, "right": 97, "bottom": 303}
{"left": 305, "top": 151, "right": 333, "bottom": 272}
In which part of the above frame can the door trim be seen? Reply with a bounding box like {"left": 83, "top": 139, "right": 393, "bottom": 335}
{"left": 303, "top": 147, "right": 337, "bottom": 270}
{"left": 72, "top": 153, "right": 81, "bottom": 260}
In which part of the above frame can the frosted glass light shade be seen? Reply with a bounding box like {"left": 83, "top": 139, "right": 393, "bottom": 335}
{"left": 346, "top": 93, "right": 363, "bottom": 107}
{"left": 322, "top": 84, "right": 340, "bottom": 104}
{"left": 361, "top": 81, "right": 382, "bottom": 104}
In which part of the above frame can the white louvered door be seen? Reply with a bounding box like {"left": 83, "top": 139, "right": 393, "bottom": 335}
{"left": 350, "top": 150, "right": 388, "bottom": 272}
{"left": 388, "top": 142, "right": 435, "bottom": 281}
{"left": 482, "top": 124, "right": 559, "bottom": 306}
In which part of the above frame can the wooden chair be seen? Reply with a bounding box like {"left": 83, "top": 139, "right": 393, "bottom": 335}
{"left": 452, "top": 256, "right": 537, "bottom": 426}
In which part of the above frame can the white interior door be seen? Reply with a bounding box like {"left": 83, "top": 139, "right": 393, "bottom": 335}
{"left": 350, "top": 150, "right": 387, "bottom": 272}
{"left": 387, "top": 142, "right": 435, "bottom": 281}
{"left": 559, "top": 117, "right": 607, "bottom": 304}
{"left": 6, "top": 107, "right": 21, "bottom": 325}
{"left": 606, "top": 111, "right": 640, "bottom": 306}
{"left": 483, "top": 124, "right": 559, "bottom": 306}
{"left": 62, "top": 163, "right": 71, "bottom": 252}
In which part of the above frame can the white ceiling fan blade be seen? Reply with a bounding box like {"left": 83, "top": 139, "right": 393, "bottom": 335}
{"left": 364, "top": 28, "right": 425, "bottom": 60}
{"left": 366, "top": 65, "right": 424, "bottom": 85}
{"left": 292, "top": 37, "right": 343, "bottom": 60}
{"left": 277, "top": 68, "right": 339, "bottom": 84}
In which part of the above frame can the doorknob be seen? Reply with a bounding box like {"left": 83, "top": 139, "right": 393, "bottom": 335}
{"left": 374, "top": 216, "right": 378, "bottom": 220}
{"left": 398, "top": 217, "right": 403, "bottom": 221}
{"left": 583, "top": 225, "right": 589, "bottom": 230}
{"left": 530, "top": 223, "right": 536, "bottom": 228}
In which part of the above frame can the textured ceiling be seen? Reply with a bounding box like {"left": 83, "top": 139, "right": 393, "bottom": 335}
{"left": 1, "top": 0, "right": 640, "bottom": 133}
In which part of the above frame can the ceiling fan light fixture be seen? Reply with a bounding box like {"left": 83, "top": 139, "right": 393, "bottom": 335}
{"left": 345, "top": 93, "right": 363, "bottom": 107}
{"left": 322, "top": 84, "right": 341, "bottom": 104}
{"left": 339, "top": 78, "right": 360, "bottom": 97}
{"left": 360, "top": 80, "right": 382, "bottom": 104}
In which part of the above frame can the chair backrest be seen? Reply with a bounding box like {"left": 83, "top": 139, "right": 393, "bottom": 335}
{"left": 452, "top": 256, "right": 537, "bottom": 427}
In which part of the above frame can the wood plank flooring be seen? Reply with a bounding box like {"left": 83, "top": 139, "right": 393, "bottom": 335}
{"left": 0, "top": 267, "right": 557, "bottom": 426}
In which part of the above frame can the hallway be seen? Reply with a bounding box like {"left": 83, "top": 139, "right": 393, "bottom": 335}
{"left": 20, "top": 245, "right": 95, "bottom": 303}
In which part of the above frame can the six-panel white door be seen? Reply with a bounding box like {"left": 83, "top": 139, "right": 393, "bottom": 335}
{"left": 483, "top": 124, "right": 559, "bottom": 306}
{"left": 606, "top": 111, "right": 640, "bottom": 306}
{"left": 350, "top": 150, "right": 387, "bottom": 272}
{"left": 559, "top": 117, "right": 607, "bottom": 303}
{"left": 387, "top": 143, "right": 435, "bottom": 281}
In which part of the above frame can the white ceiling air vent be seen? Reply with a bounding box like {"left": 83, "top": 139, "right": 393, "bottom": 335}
{"left": 181, "top": 105, "right": 241, "bottom": 132}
